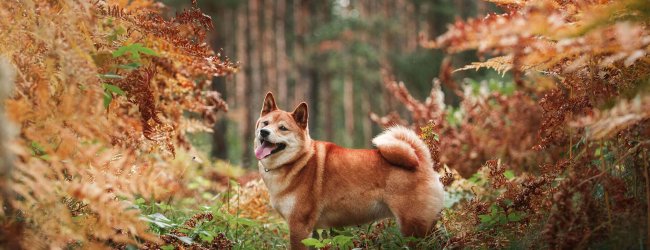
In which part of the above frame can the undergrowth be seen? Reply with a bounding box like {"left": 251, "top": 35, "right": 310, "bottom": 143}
{"left": 1, "top": 0, "right": 650, "bottom": 249}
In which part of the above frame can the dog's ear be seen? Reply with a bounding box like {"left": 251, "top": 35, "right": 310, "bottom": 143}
{"left": 261, "top": 92, "right": 278, "bottom": 116}
{"left": 291, "top": 102, "right": 308, "bottom": 129}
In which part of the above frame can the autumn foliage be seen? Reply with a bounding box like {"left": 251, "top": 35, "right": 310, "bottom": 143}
{"left": 372, "top": 0, "right": 650, "bottom": 248}
{"left": 0, "top": 0, "right": 236, "bottom": 248}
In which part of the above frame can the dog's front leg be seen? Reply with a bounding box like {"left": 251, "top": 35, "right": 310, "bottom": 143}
{"left": 288, "top": 221, "right": 313, "bottom": 250}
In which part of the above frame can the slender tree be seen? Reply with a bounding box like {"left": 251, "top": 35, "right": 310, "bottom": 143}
{"left": 276, "top": 0, "right": 289, "bottom": 108}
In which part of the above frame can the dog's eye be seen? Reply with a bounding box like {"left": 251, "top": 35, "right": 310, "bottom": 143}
{"left": 279, "top": 125, "right": 288, "bottom": 131}
{"left": 262, "top": 121, "right": 269, "bottom": 126}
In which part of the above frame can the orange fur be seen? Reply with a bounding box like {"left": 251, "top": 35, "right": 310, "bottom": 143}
{"left": 255, "top": 92, "right": 444, "bottom": 249}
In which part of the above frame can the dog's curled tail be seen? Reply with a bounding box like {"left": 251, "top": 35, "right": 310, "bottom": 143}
{"left": 372, "top": 126, "right": 433, "bottom": 170}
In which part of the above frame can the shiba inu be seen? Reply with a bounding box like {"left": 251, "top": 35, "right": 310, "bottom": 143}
{"left": 254, "top": 92, "right": 444, "bottom": 249}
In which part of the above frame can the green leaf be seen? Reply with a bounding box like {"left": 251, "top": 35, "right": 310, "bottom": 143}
{"left": 112, "top": 46, "right": 129, "bottom": 57}
{"left": 30, "top": 141, "right": 45, "bottom": 155}
{"left": 148, "top": 213, "right": 171, "bottom": 222}
{"left": 199, "top": 233, "right": 214, "bottom": 243}
{"left": 498, "top": 214, "right": 508, "bottom": 224}
{"left": 490, "top": 205, "right": 499, "bottom": 216}
{"left": 103, "top": 83, "right": 125, "bottom": 95}
{"left": 160, "top": 245, "right": 174, "bottom": 250}
{"left": 140, "top": 213, "right": 174, "bottom": 228}
{"left": 504, "top": 170, "right": 515, "bottom": 180}
{"left": 103, "top": 91, "right": 112, "bottom": 108}
{"left": 137, "top": 46, "right": 157, "bottom": 56}
{"left": 97, "top": 73, "right": 124, "bottom": 79}
{"left": 233, "top": 217, "right": 258, "bottom": 227}
{"left": 113, "top": 43, "right": 158, "bottom": 60}
{"left": 140, "top": 217, "right": 172, "bottom": 228}
{"left": 468, "top": 173, "right": 480, "bottom": 183}
{"left": 102, "top": 83, "right": 125, "bottom": 108}
{"left": 135, "top": 198, "right": 145, "bottom": 205}
{"left": 478, "top": 214, "right": 492, "bottom": 223}
{"left": 301, "top": 238, "right": 325, "bottom": 248}
{"left": 333, "top": 235, "right": 352, "bottom": 247}
{"left": 508, "top": 212, "right": 524, "bottom": 222}
{"left": 332, "top": 235, "right": 352, "bottom": 242}
{"left": 39, "top": 154, "right": 51, "bottom": 161}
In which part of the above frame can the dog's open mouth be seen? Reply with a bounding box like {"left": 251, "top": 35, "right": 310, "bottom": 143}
{"left": 255, "top": 139, "right": 287, "bottom": 160}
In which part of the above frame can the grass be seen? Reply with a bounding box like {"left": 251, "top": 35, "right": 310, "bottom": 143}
{"left": 131, "top": 182, "right": 290, "bottom": 249}
{"left": 128, "top": 166, "right": 459, "bottom": 249}
{"left": 126, "top": 154, "right": 480, "bottom": 250}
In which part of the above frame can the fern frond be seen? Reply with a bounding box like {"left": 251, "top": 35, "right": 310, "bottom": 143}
{"left": 573, "top": 94, "right": 650, "bottom": 140}
{"left": 454, "top": 56, "right": 513, "bottom": 76}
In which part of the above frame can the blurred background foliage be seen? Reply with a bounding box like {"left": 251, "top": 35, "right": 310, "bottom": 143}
{"left": 162, "top": 0, "right": 505, "bottom": 167}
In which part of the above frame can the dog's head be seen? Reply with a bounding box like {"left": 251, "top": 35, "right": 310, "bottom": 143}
{"left": 254, "top": 92, "right": 311, "bottom": 168}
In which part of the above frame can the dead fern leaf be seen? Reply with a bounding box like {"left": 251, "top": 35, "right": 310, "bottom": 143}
{"left": 454, "top": 55, "right": 513, "bottom": 76}
{"left": 573, "top": 94, "right": 650, "bottom": 140}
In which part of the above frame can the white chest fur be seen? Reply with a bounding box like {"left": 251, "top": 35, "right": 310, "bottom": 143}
{"left": 270, "top": 194, "right": 296, "bottom": 219}
{"left": 261, "top": 170, "right": 296, "bottom": 219}
{"left": 261, "top": 170, "right": 284, "bottom": 194}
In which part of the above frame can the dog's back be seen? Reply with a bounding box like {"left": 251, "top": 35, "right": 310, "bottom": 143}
{"left": 314, "top": 128, "right": 444, "bottom": 232}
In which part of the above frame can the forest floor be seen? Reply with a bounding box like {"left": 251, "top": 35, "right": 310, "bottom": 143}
{"left": 131, "top": 149, "right": 460, "bottom": 249}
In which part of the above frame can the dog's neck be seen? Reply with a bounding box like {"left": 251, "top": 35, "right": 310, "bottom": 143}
{"left": 259, "top": 139, "right": 317, "bottom": 199}
{"left": 261, "top": 136, "right": 313, "bottom": 172}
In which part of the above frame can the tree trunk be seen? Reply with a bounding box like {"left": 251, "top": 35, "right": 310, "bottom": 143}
{"left": 210, "top": 8, "right": 230, "bottom": 160}
{"left": 275, "top": 0, "right": 288, "bottom": 108}
{"left": 293, "top": 0, "right": 309, "bottom": 107}
{"left": 262, "top": 0, "right": 276, "bottom": 94}
{"left": 309, "top": 68, "right": 319, "bottom": 137}
{"left": 322, "top": 74, "right": 333, "bottom": 141}
{"left": 243, "top": 0, "right": 263, "bottom": 167}
{"left": 211, "top": 80, "right": 228, "bottom": 160}
{"left": 362, "top": 90, "right": 372, "bottom": 147}
{"left": 343, "top": 74, "right": 354, "bottom": 140}
{"left": 235, "top": 4, "right": 247, "bottom": 108}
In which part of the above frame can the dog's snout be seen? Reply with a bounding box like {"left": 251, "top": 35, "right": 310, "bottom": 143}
{"left": 260, "top": 129, "right": 270, "bottom": 138}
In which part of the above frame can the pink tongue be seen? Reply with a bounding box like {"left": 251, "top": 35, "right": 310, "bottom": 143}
{"left": 255, "top": 141, "right": 277, "bottom": 160}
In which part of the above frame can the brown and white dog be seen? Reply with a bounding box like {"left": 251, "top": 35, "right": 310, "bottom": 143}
{"left": 254, "top": 92, "right": 444, "bottom": 249}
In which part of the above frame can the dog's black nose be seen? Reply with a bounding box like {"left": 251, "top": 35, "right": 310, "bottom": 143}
{"left": 260, "top": 129, "right": 270, "bottom": 138}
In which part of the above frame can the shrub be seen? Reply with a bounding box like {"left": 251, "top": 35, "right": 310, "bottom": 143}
{"left": 0, "top": 0, "right": 236, "bottom": 248}
{"left": 374, "top": 0, "right": 650, "bottom": 248}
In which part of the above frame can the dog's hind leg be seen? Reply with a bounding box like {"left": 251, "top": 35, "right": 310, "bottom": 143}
{"left": 386, "top": 192, "right": 440, "bottom": 238}
{"left": 394, "top": 212, "right": 435, "bottom": 238}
